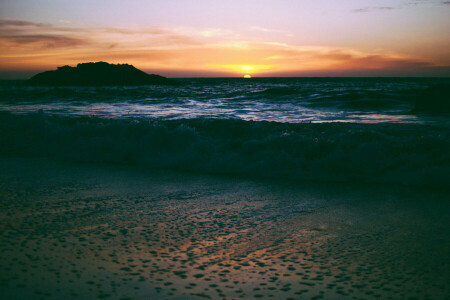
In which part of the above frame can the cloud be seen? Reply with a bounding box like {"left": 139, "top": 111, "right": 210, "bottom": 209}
{"left": 247, "top": 44, "right": 440, "bottom": 74}
{"left": 353, "top": 0, "right": 450, "bottom": 12}
{"left": 402, "top": 0, "right": 450, "bottom": 6}
{"left": 158, "top": 34, "right": 203, "bottom": 46}
{"left": 0, "top": 19, "right": 47, "bottom": 28}
{"left": 332, "top": 54, "right": 432, "bottom": 70}
{"left": 197, "top": 28, "right": 234, "bottom": 38}
{"left": 0, "top": 19, "right": 203, "bottom": 51}
{"left": 58, "top": 20, "right": 72, "bottom": 24}
{"left": 403, "top": 0, "right": 430, "bottom": 6}
{"left": 0, "top": 34, "right": 87, "bottom": 48}
{"left": 264, "top": 55, "right": 284, "bottom": 60}
{"left": 0, "top": 18, "right": 88, "bottom": 49}
{"left": 207, "top": 64, "right": 276, "bottom": 74}
{"left": 249, "top": 26, "right": 293, "bottom": 37}
{"left": 352, "top": 6, "right": 395, "bottom": 13}
{"left": 258, "top": 44, "right": 448, "bottom": 76}
{"left": 249, "top": 26, "right": 287, "bottom": 34}
{"left": 100, "top": 27, "right": 169, "bottom": 35}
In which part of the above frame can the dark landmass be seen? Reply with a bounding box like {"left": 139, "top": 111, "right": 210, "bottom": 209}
{"left": 412, "top": 84, "right": 450, "bottom": 113}
{"left": 27, "top": 62, "right": 179, "bottom": 86}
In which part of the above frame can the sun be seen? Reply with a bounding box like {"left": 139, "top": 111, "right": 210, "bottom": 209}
{"left": 243, "top": 74, "right": 252, "bottom": 79}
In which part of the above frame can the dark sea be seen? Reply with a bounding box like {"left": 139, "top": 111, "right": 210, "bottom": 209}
{"left": 1, "top": 77, "right": 449, "bottom": 187}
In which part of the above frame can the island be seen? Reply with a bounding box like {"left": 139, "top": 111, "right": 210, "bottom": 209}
{"left": 27, "top": 62, "right": 179, "bottom": 86}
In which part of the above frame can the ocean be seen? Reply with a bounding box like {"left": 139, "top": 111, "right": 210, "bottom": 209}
{"left": 1, "top": 77, "right": 449, "bottom": 187}
{"left": 0, "top": 78, "right": 449, "bottom": 299}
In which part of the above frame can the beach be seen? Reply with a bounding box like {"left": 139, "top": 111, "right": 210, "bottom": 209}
{"left": 1, "top": 157, "right": 449, "bottom": 299}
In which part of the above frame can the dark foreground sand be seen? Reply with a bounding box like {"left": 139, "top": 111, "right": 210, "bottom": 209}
{"left": 0, "top": 157, "right": 449, "bottom": 300}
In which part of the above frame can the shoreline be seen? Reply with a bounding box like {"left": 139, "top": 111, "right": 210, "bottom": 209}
{"left": 1, "top": 111, "right": 449, "bottom": 189}
{"left": 1, "top": 157, "right": 449, "bottom": 299}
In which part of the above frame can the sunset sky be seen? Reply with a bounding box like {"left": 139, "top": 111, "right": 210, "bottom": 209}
{"left": 1, "top": 0, "right": 449, "bottom": 78}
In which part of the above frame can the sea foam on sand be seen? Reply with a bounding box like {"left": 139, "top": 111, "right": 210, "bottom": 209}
{"left": 0, "top": 157, "right": 449, "bottom": 299}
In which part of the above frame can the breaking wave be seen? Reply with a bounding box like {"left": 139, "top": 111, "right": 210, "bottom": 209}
{"left": 1, "top": 111, "right": 448, "bottom": 188}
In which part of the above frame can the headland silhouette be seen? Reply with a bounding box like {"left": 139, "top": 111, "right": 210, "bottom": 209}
{"left": 28, "top": 62, "right": 179, "bottom": 86}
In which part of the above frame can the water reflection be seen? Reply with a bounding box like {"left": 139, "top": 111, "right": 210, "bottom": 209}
{"left": 0, "top": 101, "right": 428, "bottom": 124}
{"left": 1, "top": 77, "right": 449, "bottom": 124}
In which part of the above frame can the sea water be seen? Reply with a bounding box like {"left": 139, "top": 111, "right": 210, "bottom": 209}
{"left": 0, "top": 77, "right": 449, "bottom": 187}
{"left": 1, "top": 77, "right": 449, "bottom": 123}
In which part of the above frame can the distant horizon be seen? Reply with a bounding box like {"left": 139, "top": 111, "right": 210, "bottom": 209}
{"left": 4, "top": 73, "right": 450, "bottom": 80}
{"left": 3, "top": 74, "right": 450, "bottom": 80}
{"left": 2, "top": 62, "right": 450, "bottom": 80}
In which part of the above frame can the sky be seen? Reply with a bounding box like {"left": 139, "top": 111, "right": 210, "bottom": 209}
{"left": 0, "top": 0, "right": 449, "bottom": 78}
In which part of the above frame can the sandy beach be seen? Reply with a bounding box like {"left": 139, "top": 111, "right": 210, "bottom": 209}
{"left": 0, "top": 157, "right": 448, "bottom": 299}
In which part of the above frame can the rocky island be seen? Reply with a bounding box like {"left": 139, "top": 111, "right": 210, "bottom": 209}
{"left": 28, "top": 62, "right": 179, "bottom": 86}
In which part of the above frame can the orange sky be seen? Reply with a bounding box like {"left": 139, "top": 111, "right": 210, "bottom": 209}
{"left": 1, "top": 0, "right": 449, "bottom": 78}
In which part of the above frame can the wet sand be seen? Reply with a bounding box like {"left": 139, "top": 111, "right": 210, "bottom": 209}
{"left": 0, "top": 157, "right": 449, "bottom": 299}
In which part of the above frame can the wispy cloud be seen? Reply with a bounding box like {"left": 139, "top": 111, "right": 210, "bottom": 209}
{"left": 0, "top": 19, "right": 204, "bottom": 51}
{"left": 1, "top": 34, "right": 87, "bottom": 48}
{"left": 250, "top": 26, "right": 285, "bottom": 33}
{"left": 207, "top": 63, "right": 276, "bottom": 74}
{"left": 0, "top": 19, "right": 48, "bottom": 28}
{"left": 58, "top": 20, "right": 72, "bottom": 24}
{"left": 0, "top": 19, "right": 88, "bottom": 49}
{"left": 252, "top": 43, "right": 438, "bottom": 74}
{"left": 352, "top": 6, "right": 395, "bottom": 13}
{"left": 249, "top": 26, "right": 293, "bottom": 37}
{"left": 352, "top": 0, "right": 450, "bottom": 12}
{"left": 403, "top": 0, "right": 430, "bottom": 6}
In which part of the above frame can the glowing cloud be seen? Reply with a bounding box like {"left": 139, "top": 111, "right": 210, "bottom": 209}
{"left": 207, "top": 64, "right": 276, "bottom": 74}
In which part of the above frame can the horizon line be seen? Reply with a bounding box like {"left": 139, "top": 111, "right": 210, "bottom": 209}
{"left": 2, "top": 75, "right": 450, "bottom": 81}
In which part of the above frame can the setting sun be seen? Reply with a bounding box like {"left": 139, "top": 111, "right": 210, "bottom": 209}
{"left": 243, "top": 74, "right": 251, "bottom": 78}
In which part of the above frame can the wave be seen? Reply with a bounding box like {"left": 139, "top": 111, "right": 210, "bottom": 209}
{"left": 251, "top": 87, "right": 300, "bottom": 96}
{"left": 0, "top": 85, "right": 184, "bottom": 104}
{"left": 1, "top": 111, "right": 449, "bottom": 188}
{"left": 2, "top": 80, "right": 450, "bottom": 116}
